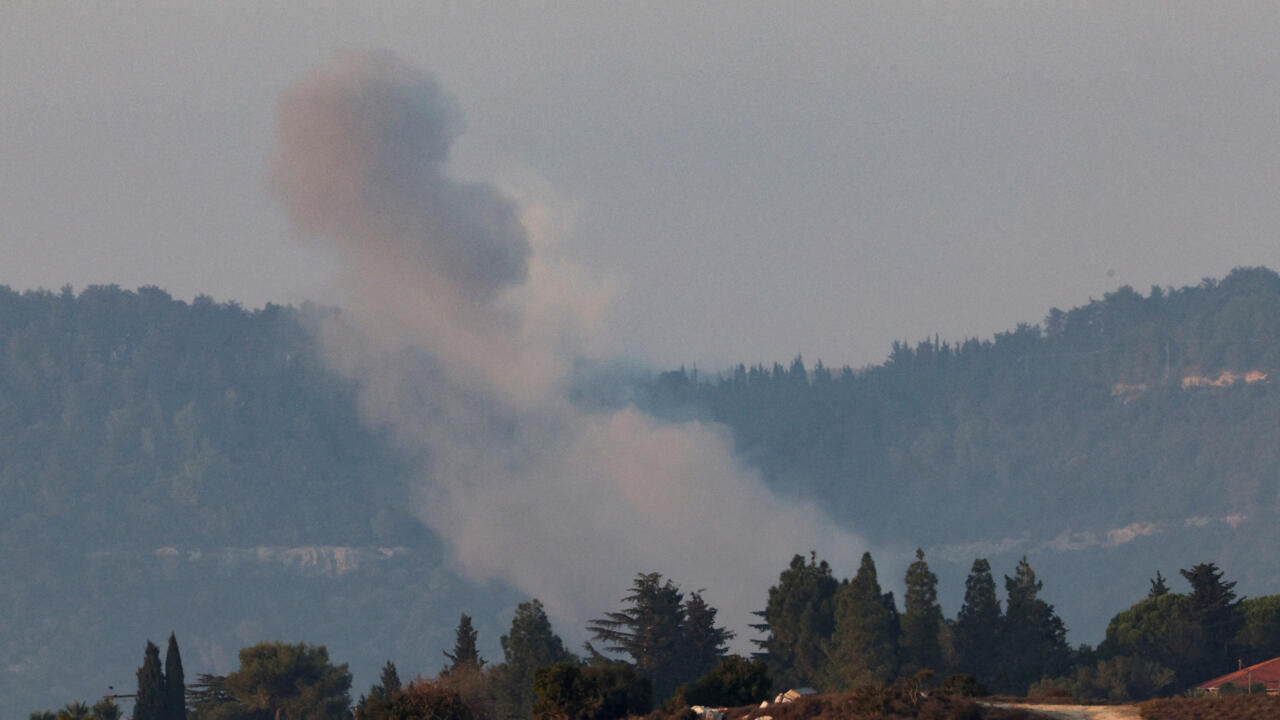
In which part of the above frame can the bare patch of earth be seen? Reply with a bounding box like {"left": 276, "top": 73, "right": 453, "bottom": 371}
{"left": 983, "top": 701, "right": 1141, "bottom": 720}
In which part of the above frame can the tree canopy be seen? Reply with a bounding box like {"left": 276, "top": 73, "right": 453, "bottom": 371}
{"left": 587, "top": 573, "right": 732, "bottom": 701}
{"left": 220, "top": 642, "right": 352, "bottom": 720}
{"left": 752, "top": 553, "right": 839, "bottom": 689}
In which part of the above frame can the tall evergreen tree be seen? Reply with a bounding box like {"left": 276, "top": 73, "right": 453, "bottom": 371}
{"left": 374, "top": 661, "right": 402, "bottom": 700}
{"left": 163, "top": 632, "right": 186, "bottom": 720}
{"left": 494, "top": 599, "right": 575, "bottom": 718}
{"left": 587, "top": 572, "right": 687, "bottom": 700}
{"left": 954, "top": 558, "right": 1001, "bottom": 689}
{"left": 1148, "top": 571, "right": 1169, "bottom": 598}
{"left": 824, "top": 552, "right": 900, "bottom": 690}
{"left": 1180, "top": 562, "right": 1242, "bottom": 680}
{"left": 134, "top": 641, "right": 165, "bottom": 720}
{"left": 900, "top": 549, "right": 944, "bottom": 675}
{"left": 752, "top": 553, "right": 839, "bottom": 689}
{"left": 442, "top": 614, "right": 484, "bottom": 676}
{"left": 355, "top": 660, "right": 402, "bottom": 718}
{"left": 680, "top": 591, "right": 734, "bottom": 683}
{"left": 999, "top": 557, "right": 1069, "bottom": 694}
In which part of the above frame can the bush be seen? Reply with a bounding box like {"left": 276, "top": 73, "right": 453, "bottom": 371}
{"left": 681, "top": 656, "right": 771, "bottom": 708}
{"left": 937, "top": 675, "right": 986, "bottom": 698}
{"left": 533, "top": 662, "right": 651, "bottom": 720}
{"left": 1029, "top": 655, "right": 1176, "bottom": 701}
{"left": 357, "top": 680, "right": 484, "bottom": 720}
{"left": 395, "top": 681, "right": 481, "bottom": 720}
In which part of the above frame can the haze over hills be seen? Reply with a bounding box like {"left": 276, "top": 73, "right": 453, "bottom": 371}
{"left": 4, "top": 267, "right": 1280, "bottom": 714}
{"left": 638, "top": 265, "right": 1280, "bottom": 649}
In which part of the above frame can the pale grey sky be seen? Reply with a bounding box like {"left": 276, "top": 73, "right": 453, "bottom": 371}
{"left": 4, "top": 2, "right": 1280, "bottom": 370}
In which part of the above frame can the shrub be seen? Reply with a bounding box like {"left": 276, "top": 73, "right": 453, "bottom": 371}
{"left": 938, "top": 675, "right": 986, "bottom": 698}
{"left": 682, "top": 656, "right": 771, "bottom": 708}
{"left": 533, "top": 662, "right": 651, "bottom": 720}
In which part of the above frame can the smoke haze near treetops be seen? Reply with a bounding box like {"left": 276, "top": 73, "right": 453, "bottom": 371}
{"left": 271, "top": 50, "right": 865, "bottom": 644}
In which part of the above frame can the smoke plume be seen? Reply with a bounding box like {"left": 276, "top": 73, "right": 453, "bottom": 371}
{"left": 272, "top": 50, "right": 866, "bottom": 644}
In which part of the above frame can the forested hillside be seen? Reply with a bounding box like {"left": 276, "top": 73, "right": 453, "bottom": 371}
{"left": 639, "top": 267, "right": 1280, "bottom": 645}
{"left": 0, "top": 285, "right": 517, "bottom": 717}
{"left": 6, "top": 269, "right": 1280, "bottom": 714}
{"left": 645, "top": 267, "right": 1280, "bottom": 539}
{"left": 0, "top": 285, "right": 406, "bottom": 550}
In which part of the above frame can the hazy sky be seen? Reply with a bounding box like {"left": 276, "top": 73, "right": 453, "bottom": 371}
{"left": 4, "top": 2, "right": 1280, "bottom": 371}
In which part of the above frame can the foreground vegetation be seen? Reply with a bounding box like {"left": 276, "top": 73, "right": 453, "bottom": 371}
{"left": 1139, "top": 694, "right": 1280, "bottom": 720}
{"left": 32, "top": 551, "right": 1278, "bottom": 719}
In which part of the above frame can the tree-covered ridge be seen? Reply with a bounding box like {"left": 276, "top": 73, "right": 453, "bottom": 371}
{"left": 8, "top": 268, "right": 1280, "bottom": 714}
{"left": 0, "top": 283, "right": 412, "bottom": 551}
{"left": 0, "top": 284, "right": 458, "bottom": 718}
{"left": 641, "top": 266, "right": 1280, "bottom": 543}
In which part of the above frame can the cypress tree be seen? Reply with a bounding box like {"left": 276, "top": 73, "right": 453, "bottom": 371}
{"left": 680, "top": 591, "right": 734, "bottom": 684}
{"left": 134, "top": 641, "right": 165, "bottom": 720}
{"left": 1148, "top": 571, "right": 1169, "bottom": 598}
{"left": 442, "top": 613, "right": 485, "bottom": 676}
{"left": 494, "top": 599, "right": 574, "bottom": 717}
{"left": 824, "top": 552, "right": 900, "bottom": 690}
{"left": 163, "top": 632, "right": 186, "bottom": 720}
{"left": 375, "top": 660, "right": 402, "bottom": 700}
{"left": 900, "top": 549, "right": 944, "bottom": 675}
{"left": 999, "top": 557, "right": 1069, "bottom": 694}
{"left": 752, "top": 553, "right": 839, "bottom": 689}
{"left": 954, "top": 558, "right": 1001, "bottom": 689}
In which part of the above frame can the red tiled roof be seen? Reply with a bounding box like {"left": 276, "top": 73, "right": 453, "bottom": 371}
{"left": 1196, "top": 656, "right": 1280, "bottom": 690}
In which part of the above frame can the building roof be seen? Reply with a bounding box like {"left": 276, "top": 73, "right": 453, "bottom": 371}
{"left": 1195, "top": 656, "right": 1280, "bottom": 690}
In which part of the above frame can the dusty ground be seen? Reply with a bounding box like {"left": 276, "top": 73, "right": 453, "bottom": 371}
{"left": 983, "top": 701, "right": 1142, "bottom": 720}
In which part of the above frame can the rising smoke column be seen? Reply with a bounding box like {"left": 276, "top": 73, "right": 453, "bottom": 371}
{"left": 271, "top": 50, "right": 867, "bottom": 642}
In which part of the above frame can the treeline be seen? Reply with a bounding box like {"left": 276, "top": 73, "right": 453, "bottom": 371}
{"left": 0, "top": 283, "right": 410, "bottom": 552}
{"left": 0, "top": 284, "right": 446, "bottom": 716}
{"left": 40, "top": 551, "right": 1280, "bottom": 719}
{"left": 639, "top": 266, "right": 1280, "bottom": 546}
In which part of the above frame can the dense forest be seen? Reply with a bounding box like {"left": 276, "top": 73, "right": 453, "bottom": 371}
{"left": 638, "top": 267, "right": 1280, "bottom": 642}
{"left": 642, "top": 266, "right": 1280, "bottom": 542}
{"left": 7, "top": 268, "right": 1280, "bottom": 714}
{"left": 0, "top": 285, "right": 519, "bottom": 717}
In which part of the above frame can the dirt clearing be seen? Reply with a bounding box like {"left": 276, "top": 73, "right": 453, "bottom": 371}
{"left": 983, "top": 701, "right": 1141, "bottom": 720}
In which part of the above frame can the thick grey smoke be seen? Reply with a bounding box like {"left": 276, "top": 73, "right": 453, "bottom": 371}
{"left": 272, "top": 50, "right": 867, "bottom": 644}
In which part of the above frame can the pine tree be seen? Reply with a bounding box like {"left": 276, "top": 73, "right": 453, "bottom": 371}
{"left": 134, "top": 641, "right": 165, "bottom": 720}
{"left": 1148, "top": 571, "right": 1169, "bottom": 598}
{"left": 224, "top": 642, "right": 352, "bottom": 719}
{"left": 998, "top": 557, "right": 1069, "bottom": 694}
{"left": 824, "top": 552, "right": 900, "bottom": 690}
{"left": 680, "top": 591, "right": 734, "bottom": 683}
{"left": 375, "top": 661, "right": 402, "bottom": 699}
{"left": 1180, "top": 562, "right": 1242, "bottom": 680}
{"left": 954, "top": 558, "right": 1001, "bottom": 689}
{"left": 494, "top": 599, "right": 574, "bottom": 718}
{"left": 752, "top": 553, "right": 839, "bottom": 689}
{"left": 900, "top": 549, "right": 944, "bottom": 675}
{"left": 587, "top": 572, "right": 688, "bottom": 699}
{"left": 163, "top": 632, "right": 186, "bottom": 720}
{"left": 442, "top": 614, "right": 484, "bottom": 676}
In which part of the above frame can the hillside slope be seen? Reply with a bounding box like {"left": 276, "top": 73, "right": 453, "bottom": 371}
{"left": 0, "top": 286, "right": 517, "bottom": 716}
{"left": 6, "top": 269, "right": 1280, "bottom": 713}
{"left": 639, "top": 267, "right": 1280, "bottom": 647}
